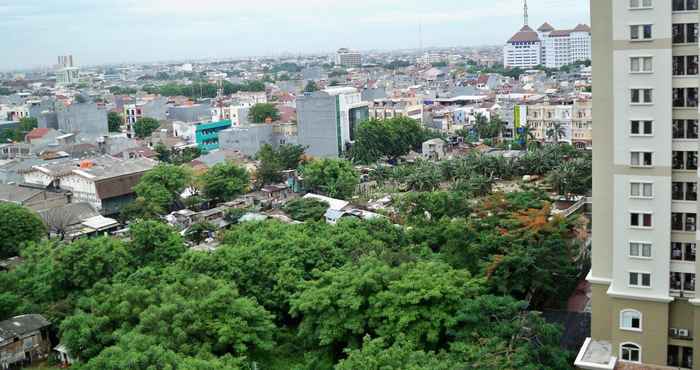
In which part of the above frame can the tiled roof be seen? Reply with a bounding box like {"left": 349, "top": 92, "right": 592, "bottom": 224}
{"left": 508, "top": 25, "right": 540, "bottom": 43}
{"left": 573, "top": 24, "right": 592, "bottom": 32}
{"left": 537, "top": 22, "right": 555, "bottom": 32}
{"left": 25, "top": 128, "right": 51, "bottom": 140}
{"left": 550, "top": 30, "right": 572, "bottom": 37}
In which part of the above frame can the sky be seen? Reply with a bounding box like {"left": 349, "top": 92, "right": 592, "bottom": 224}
{"left": 0, "top": 0, "right": 590, "bottom": 71}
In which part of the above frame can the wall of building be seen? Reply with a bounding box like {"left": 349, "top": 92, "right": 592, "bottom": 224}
{"left": 297, "top": 92, "right": 340, "bottom": 158}
{"left": 56, "top": 103, "right": 108, "bottom": 137}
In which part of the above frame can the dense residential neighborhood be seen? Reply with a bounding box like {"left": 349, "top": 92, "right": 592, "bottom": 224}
{"left": 2, "top": 0, "right": 669, "bottom": 369}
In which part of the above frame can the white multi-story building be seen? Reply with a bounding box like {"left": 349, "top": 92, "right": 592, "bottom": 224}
{"left": 575, "top": 1, "right": 700, "bottom": 369}
{"left": 504, "top": 3, "right": 591, "bottom": 69}
{"left": 537, "top": 23, "right": 592, "bottom": 68}
{"left": 335, "top": 48, "right": 362, "bottom": 68}
{"left": 504, "top": 25, "right": 542, "bottom": 68}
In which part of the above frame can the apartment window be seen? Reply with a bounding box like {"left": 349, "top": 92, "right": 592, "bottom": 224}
{"left": 631, "top": 88, "right": 653, "bottom": 104}
{"left": 620, "top": 310, "right": 642, "bottom": 331}
{"left": 671, "top": 242, "right": 696, "bottom": 261}
{"left": 630, "top": 0, "right": 653, "bottom": 8}
{"left": 672, "top": 182, "right": 698, "bottom": 201}
{"left": 630, "top": 182, "right": 653, "bottom": 198}
{"left": 630, "top": 120, "right": 653, "bottom": 136}
{"left": 672, "top": 212, "right": 697, "bottom": 231}
{"left": 673, "top": 119, "right": 699, "bottom": 139}
{"left": 673, "top": 23, "right": 699, "bottom": 44}
{"left": 631, "top": 24, "right": 653, "bottom": 40}
{"left": 668, "top": 345, "right": 694, "bottom": 369}
{"left": 673, "top": 88, "right": 699, "bottom": 107}
{"left": 630, "top": 212, "right": 653, "bottom": 228}
{"left": 673, "top": 56, "right": 699, "bottom": 75}
{"left": 673, "top": 151, "right": 698, "bottom": 170}
{"left": 674, "top": 0, "right": 699, "bottom": 10}
{"left": 670, "top": 272, "right": 696, "bottom": 292}
{"left": 630, "top": 57, "right": 653, "bottom": 73}
{"left": 629, "top": 272, "right": 652, "bottom": 288}
{"left": 630, "top": 242, "right": 652, "bottom": 258}
{"left": 631, "top": 151, "right": 653, "bottom": 167}
{"left": 621, "top": 343, "right": 642, "bottom": 363}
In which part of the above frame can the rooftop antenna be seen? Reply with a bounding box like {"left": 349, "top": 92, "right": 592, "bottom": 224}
{"left": 523, "top": 0, "right": 529, "bottom": 26}
{"left": 419, "top": 22, "right": 423, "bottom": 56}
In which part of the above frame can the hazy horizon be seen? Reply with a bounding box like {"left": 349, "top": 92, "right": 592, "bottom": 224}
{"left": 1, "top": 0, "right": 590, "bottom": 71}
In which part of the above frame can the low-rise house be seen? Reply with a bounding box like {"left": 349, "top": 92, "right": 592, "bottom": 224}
{"left": 422, "top": 138, "right": 447, "bottom": 160}
{"left": 22, "top": 155, "right": 158, "bottom": 215}
{"left": 38, "top": 202, "right": 119, "bottom": 241}
{"left": 0, "top": 314, "right": 51, "bottom": 369}
{"left": 0, "top": 183, "right": 72, "bottom": 211}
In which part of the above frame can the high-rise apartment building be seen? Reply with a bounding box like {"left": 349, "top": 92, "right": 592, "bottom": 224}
{"left": 576, "top": 1, "right": 700, "bottom": 369}
{"left": 55, "top": 55, "right": 80, "bottom": 86}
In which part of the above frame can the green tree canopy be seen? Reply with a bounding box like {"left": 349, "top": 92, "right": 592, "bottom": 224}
{"left": 248, "top": 103, "right": 280, "bottom": 123}
{"left": 133, "top": 117, "right": 160, "bottom": 138}
{"left": 283, "top": 198, "right": 329, "bottom": 222}
{"left": 132, "top": 164, "right": 193, "bottom": 216}
{"left": 300, "top": 158, "right": 359, "bottom": 199}
{"left": 0, "top": 203, "right": 46, "bottom": 258}
{"left": 351, "top": 117, "right": 425, "bottom": 164}
{"left": 304, "top": 81, "right": 319, "bottom": 93}
{"left": 107, "top": 111, "right": 122, "bottom": 133}
{"left": 255, "top": 143, "right": 305, "bottom": 186}
{"left": 201, "top": 162, "right": 250, "bottom": 205}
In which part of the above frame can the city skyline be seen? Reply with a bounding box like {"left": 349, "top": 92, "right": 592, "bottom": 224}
{"left": 1, "top": 0, "right": 590, "bottom": 71}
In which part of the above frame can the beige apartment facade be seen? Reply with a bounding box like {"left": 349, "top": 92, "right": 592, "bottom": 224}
{"left": 576, "top": 0, "right": 700, "bottom": 369}
{"left": 525, "top": 100, "right": 592, "bottom": 147}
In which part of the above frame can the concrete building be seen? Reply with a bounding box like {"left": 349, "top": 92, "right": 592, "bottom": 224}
{"left": 368, "top": 98, "right": 424, "bottom": 122}
{"left": 538, "top": 23, "right": 592, "bottom": 68}
{"left": 55, "top": 55, "right": 79, "bottom": 86}
{"left": 575, "top": 1, "right": 698, "bottom": 369}
{"left": 297, "top": 87, "right": 369, "bottom": 158}
{"left": 504, "top": 25, "right": 542, "bottom": 68}
{"left": 22, "top": 156, "right": 157, "bottom": 215}
{"left": 195, "top": 120, "right": 232, "bottom": 152}
{"left": 168, "top": 104, "right": 211, "bottom": 123}
{"left": 335, "top": 48, "right": 362, "bottom": 68}
{"left": 56, "top": 102, "right": 108, "bottom": 137}
{"left": 504, "top": 3, "right": 591, "bottom": 68}
{"left": 124, "top": 97, "right": 169, "bottom": 137}
{"left": 219, "top": 123, "right": 297, "bottom": 157}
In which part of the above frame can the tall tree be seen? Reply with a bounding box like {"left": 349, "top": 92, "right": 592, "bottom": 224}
{"left": 248, "top": 103, "right": 280, "bottom": 123}
{"left": 133, "top": 117, "right": 160, "bottom": 139}
{"left": 351, "top": 117, "right": 425, "bottom": 164}
{"left": 201, "top": 162, "right": 250, "bottom": 205}
{"left": 0, "top": 203, "right": 45, "bottom": 258}
{"left": 132, "top": 164, "right": 193, "bottom": 216}
{"left": 255, "top": 144, "right": 305, "bottom": 186}
{"left": 301, "top": 158, "right": 359, "bottom": 199}
{"left": 304, "top": 81, "right": 319, "bottom": 93}
{"left": 107, "top": 112, "right": 122, "bottom": 133}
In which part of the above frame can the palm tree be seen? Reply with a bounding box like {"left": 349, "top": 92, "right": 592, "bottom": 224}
{"left": 474, "top": 113, "right": 489, "bottom": 140}
{"left": 545, "top": 122, "right": 566, "bottom": 144}
{"left": 520, "top": 124, "right": 538, "bottom": 151}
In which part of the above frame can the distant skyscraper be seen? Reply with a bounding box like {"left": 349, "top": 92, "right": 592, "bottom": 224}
{"left": 55, "top": 55, "right": 79, "bottom": 86}
{"left": 335, "top": 48, "right": 362, "bottom": 68}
